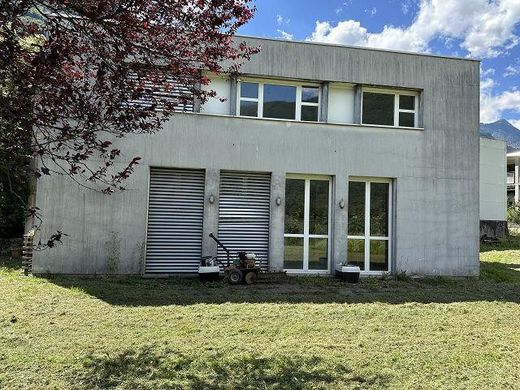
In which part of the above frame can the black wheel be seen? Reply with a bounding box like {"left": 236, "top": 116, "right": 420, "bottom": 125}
{"left": 244, "top": 271, "right": 258, "bottom": 285}
{"left": 228, "top": 269, "right": 243, "bottom": 285}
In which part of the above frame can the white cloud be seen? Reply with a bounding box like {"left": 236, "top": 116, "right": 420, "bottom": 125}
{"left": 365, "top": 7, "right": 377, "bottom": 16}
{"left": 310, "top": 20, "right": 369, "bottom": 47}
{"left": 277, "top": 30, "right": 294, "bottom": 40}
{"left": 510, "top": 120, "right": 520, "bottom": 129}
{"left": 481, "top": 66, "right": 496, "bottom": 77}
{"left": 276, "top": 14, "right": 290, "bottom": 26}
{"left": 480, "top": 65, "right": 520, "bottom": 123}
{"left": 503, "top": 57, "right": 520, "bottom": 77}
{"left": 480, "top": 82, "right": 520, "bottom": 123}
{"left": 504, "top": 64, "right": 520, "bottom": 77}
{"left": 401, "top": 0, "right": 417, "bottom": 15}
{"left": 308, "top": 0, "right": 520, "bottom": 58}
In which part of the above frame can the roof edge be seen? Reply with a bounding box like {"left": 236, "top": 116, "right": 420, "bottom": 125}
{"left": 235, "top": 34, "right": 481, "bottom": 63}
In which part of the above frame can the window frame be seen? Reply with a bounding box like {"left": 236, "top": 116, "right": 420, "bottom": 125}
{"left": 237, "top": 81, "right": 260, "bottom": 117}
{"left": 237, "top": 78, "right": 321, "bottom": 122}
{"left": 284, "top": 174, "right": 332, "bottom": 274}
{"left": 361, "top": 87, "right": 419, "bottom": 128}
{"left": 347, "top": 177, "right": 393, "bottom": 274}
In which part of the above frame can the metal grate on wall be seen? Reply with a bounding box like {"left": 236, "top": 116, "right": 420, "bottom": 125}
{"left": 218, "top": 171, "right": 271, "bottom": 271}
{"left": 145, "top": 168, "right": 205, "bottom": 274}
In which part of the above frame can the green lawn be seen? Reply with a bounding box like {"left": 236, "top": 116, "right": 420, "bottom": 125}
{"left": 1, "top": 239, "right": 519, "bottom": 390}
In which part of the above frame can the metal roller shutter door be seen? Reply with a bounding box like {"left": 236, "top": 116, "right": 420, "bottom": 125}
{"left": 145, "top": 168, "right": 205, "bottom": 273}
{"left": 218, "top": 171, "right": 271, "bottom": 271}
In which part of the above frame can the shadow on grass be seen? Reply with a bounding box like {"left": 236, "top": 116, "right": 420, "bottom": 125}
{"left": 480, "top": 234, "right": 520, "bottom": 253}
{"left": 70, "top": 345, "right": 387, "bottom": 390}
{"left": 46, "top": 270, "right": 520, "bottom": 306}
{"left": 0, "top": 257, "right": 23, "bottom": 271}
{"left": 480, "top": 261, "right": 520, "bottom": 283}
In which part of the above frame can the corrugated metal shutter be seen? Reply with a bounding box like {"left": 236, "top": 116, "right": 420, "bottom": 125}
{"left": 218, "top": 171, "right": 271, "bottom": 271}
{"left": 145, "top": 168, "right": 205, "bottom": 274}
{"left": 126, "top": 72, "right": 194, "bottom": 112}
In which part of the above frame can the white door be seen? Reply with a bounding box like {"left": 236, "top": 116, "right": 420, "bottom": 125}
{"left": 347, "top": 178, "right": 392, "bottom": 274}
{"left": 284, "top": 175, "right": 331, "bottom": 273}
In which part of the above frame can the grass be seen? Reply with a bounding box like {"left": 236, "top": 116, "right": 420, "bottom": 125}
{"left": 0, "top": 240, "right": 519, "bottom": 389}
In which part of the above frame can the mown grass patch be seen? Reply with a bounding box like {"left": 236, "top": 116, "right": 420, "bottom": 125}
{"left": 480, "top": 234, "right": 520, "bottom": 283}
{"left": 1, "top": 241, "right": 519, "bottom": 390}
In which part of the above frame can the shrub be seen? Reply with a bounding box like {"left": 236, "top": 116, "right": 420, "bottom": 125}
{"left": 507, "top": 203, "right": 520, "bottom": 225}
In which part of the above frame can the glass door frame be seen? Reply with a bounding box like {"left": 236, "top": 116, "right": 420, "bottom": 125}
{"left": 347, "top": 177, "right": 393, "bottom": 275}
{"left": 284, "top": 174, "right": 333, "bottom": 274}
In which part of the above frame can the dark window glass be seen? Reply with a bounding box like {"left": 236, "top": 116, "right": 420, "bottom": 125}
{"left": 302, "top": 87, "right": 319, "bottom": 103}
{"left": 362, "top": 92, "right": 395, "bottom": 126}
{"left": 309, "top": 238, "right": 328, "bottom": 270}
{"left": 370, "top": 240, "right": 388, "bottom": 271}
{"left": 284, "top": 237, "right": 303, "bottom": 269}
{"left": 263, "top": 84, "right": 296, "bottom": 119}
{"left": 285, "top": 179, "right": 305, "bottom": 234}
{"left": 348, "top": 182, "right": 365, "bottom": 235}
{"left": 241, "top": 82, "right": 258, "bottom": 99}
{"left": 399, "top": 112, "right": 415, "bottom": 127}
{"left": 301, "top": 106, "right": 319, "bottom": 122}
{"left": 347, "top": 239, "right": 365, "bottom": 270}
{"left": 370, "top": 183, "right": 389, "bottom": 237}
{"left": 309, "top": 180, "right": 329, "bottom": 235}
{"left": 240, "top": 101, "right": 258, "bottom": 117}
{"left": 399, "top": 95, "right": 415, "bottom": 110}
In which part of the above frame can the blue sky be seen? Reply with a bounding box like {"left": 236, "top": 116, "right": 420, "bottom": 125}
{"left": 238, "top": 0, "right": 520, "bottom": 127}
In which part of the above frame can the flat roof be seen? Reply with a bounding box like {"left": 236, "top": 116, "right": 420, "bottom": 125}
{"left": 236, "top": 35, "right": 480, "bottom": 63}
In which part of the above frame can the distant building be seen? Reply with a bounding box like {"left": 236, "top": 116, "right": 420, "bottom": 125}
{"left": 507, "top": 149, "right": 520, "bottom": 204}
{"left": 480, "top": 138, "right": 507, "bottom": 238}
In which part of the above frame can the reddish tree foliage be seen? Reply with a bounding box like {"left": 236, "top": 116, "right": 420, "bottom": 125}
{"left": 0, "top": 0, "right": 257, "bottom": 244}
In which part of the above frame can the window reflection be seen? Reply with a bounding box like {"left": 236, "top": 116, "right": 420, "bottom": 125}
{"left": 309, "top": 180, "right": 329, "bottom": 235}
{"left": 347, "top": 239, "right": 365, "bottom": 270}
{"left": 362, "top": 92, "right": 395, "bottom": 126}
{"left": 285, "top": 179, "right": 305, "bottom": 234}
{"left": 241, "top": 82, "right": 258, "bottom": 99}
{"left": 348, "top": 182, "right": 365, "bottom": 236}
{"left": 370, "top": 240, "right": 388, "bottom": 271}
{"left": 370, "top": 183, "right": 389, "bottom": 236}
{"left": 263, "top": 84, "right": 296, "bottom": 120}
{"left": 284, "top": 237, "right": 303, "bottom": 270}
{"left": 302, "top": 87, "right": 319, "bottom": 103}
{"left": 240, "top": 101, "right": 258, "bottom": 117}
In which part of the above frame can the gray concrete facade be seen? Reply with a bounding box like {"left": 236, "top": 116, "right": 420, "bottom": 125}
{"left": 31, "top": 37, "right": 480, "bottom": 276}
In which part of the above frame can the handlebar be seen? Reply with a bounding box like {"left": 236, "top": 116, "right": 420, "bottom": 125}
{"left": 209, "top": 233, "right": 230, "bottom": 266}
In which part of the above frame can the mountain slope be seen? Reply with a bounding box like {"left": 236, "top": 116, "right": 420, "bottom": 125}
{"left": 480, "top": 119, "right": 520, "bottom": 153}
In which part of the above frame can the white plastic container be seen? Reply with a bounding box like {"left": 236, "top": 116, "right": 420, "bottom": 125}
{"left": 335, "top": 265, "right": 361, "bottom": 283}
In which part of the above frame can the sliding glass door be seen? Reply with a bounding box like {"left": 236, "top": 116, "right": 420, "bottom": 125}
{"left": 284, "top": 175, "right": 331, "bottom": 273}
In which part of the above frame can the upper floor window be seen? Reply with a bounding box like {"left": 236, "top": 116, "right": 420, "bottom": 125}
{"left": 362, "top": 89, "right": 418, "bottom": 128}
{"left": 238, "top": 80, "right": 320, "bottom": 122}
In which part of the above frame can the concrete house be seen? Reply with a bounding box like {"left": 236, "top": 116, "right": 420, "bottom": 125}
{"left": 32, "top": 37, "right": 480, "bottom": 276}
